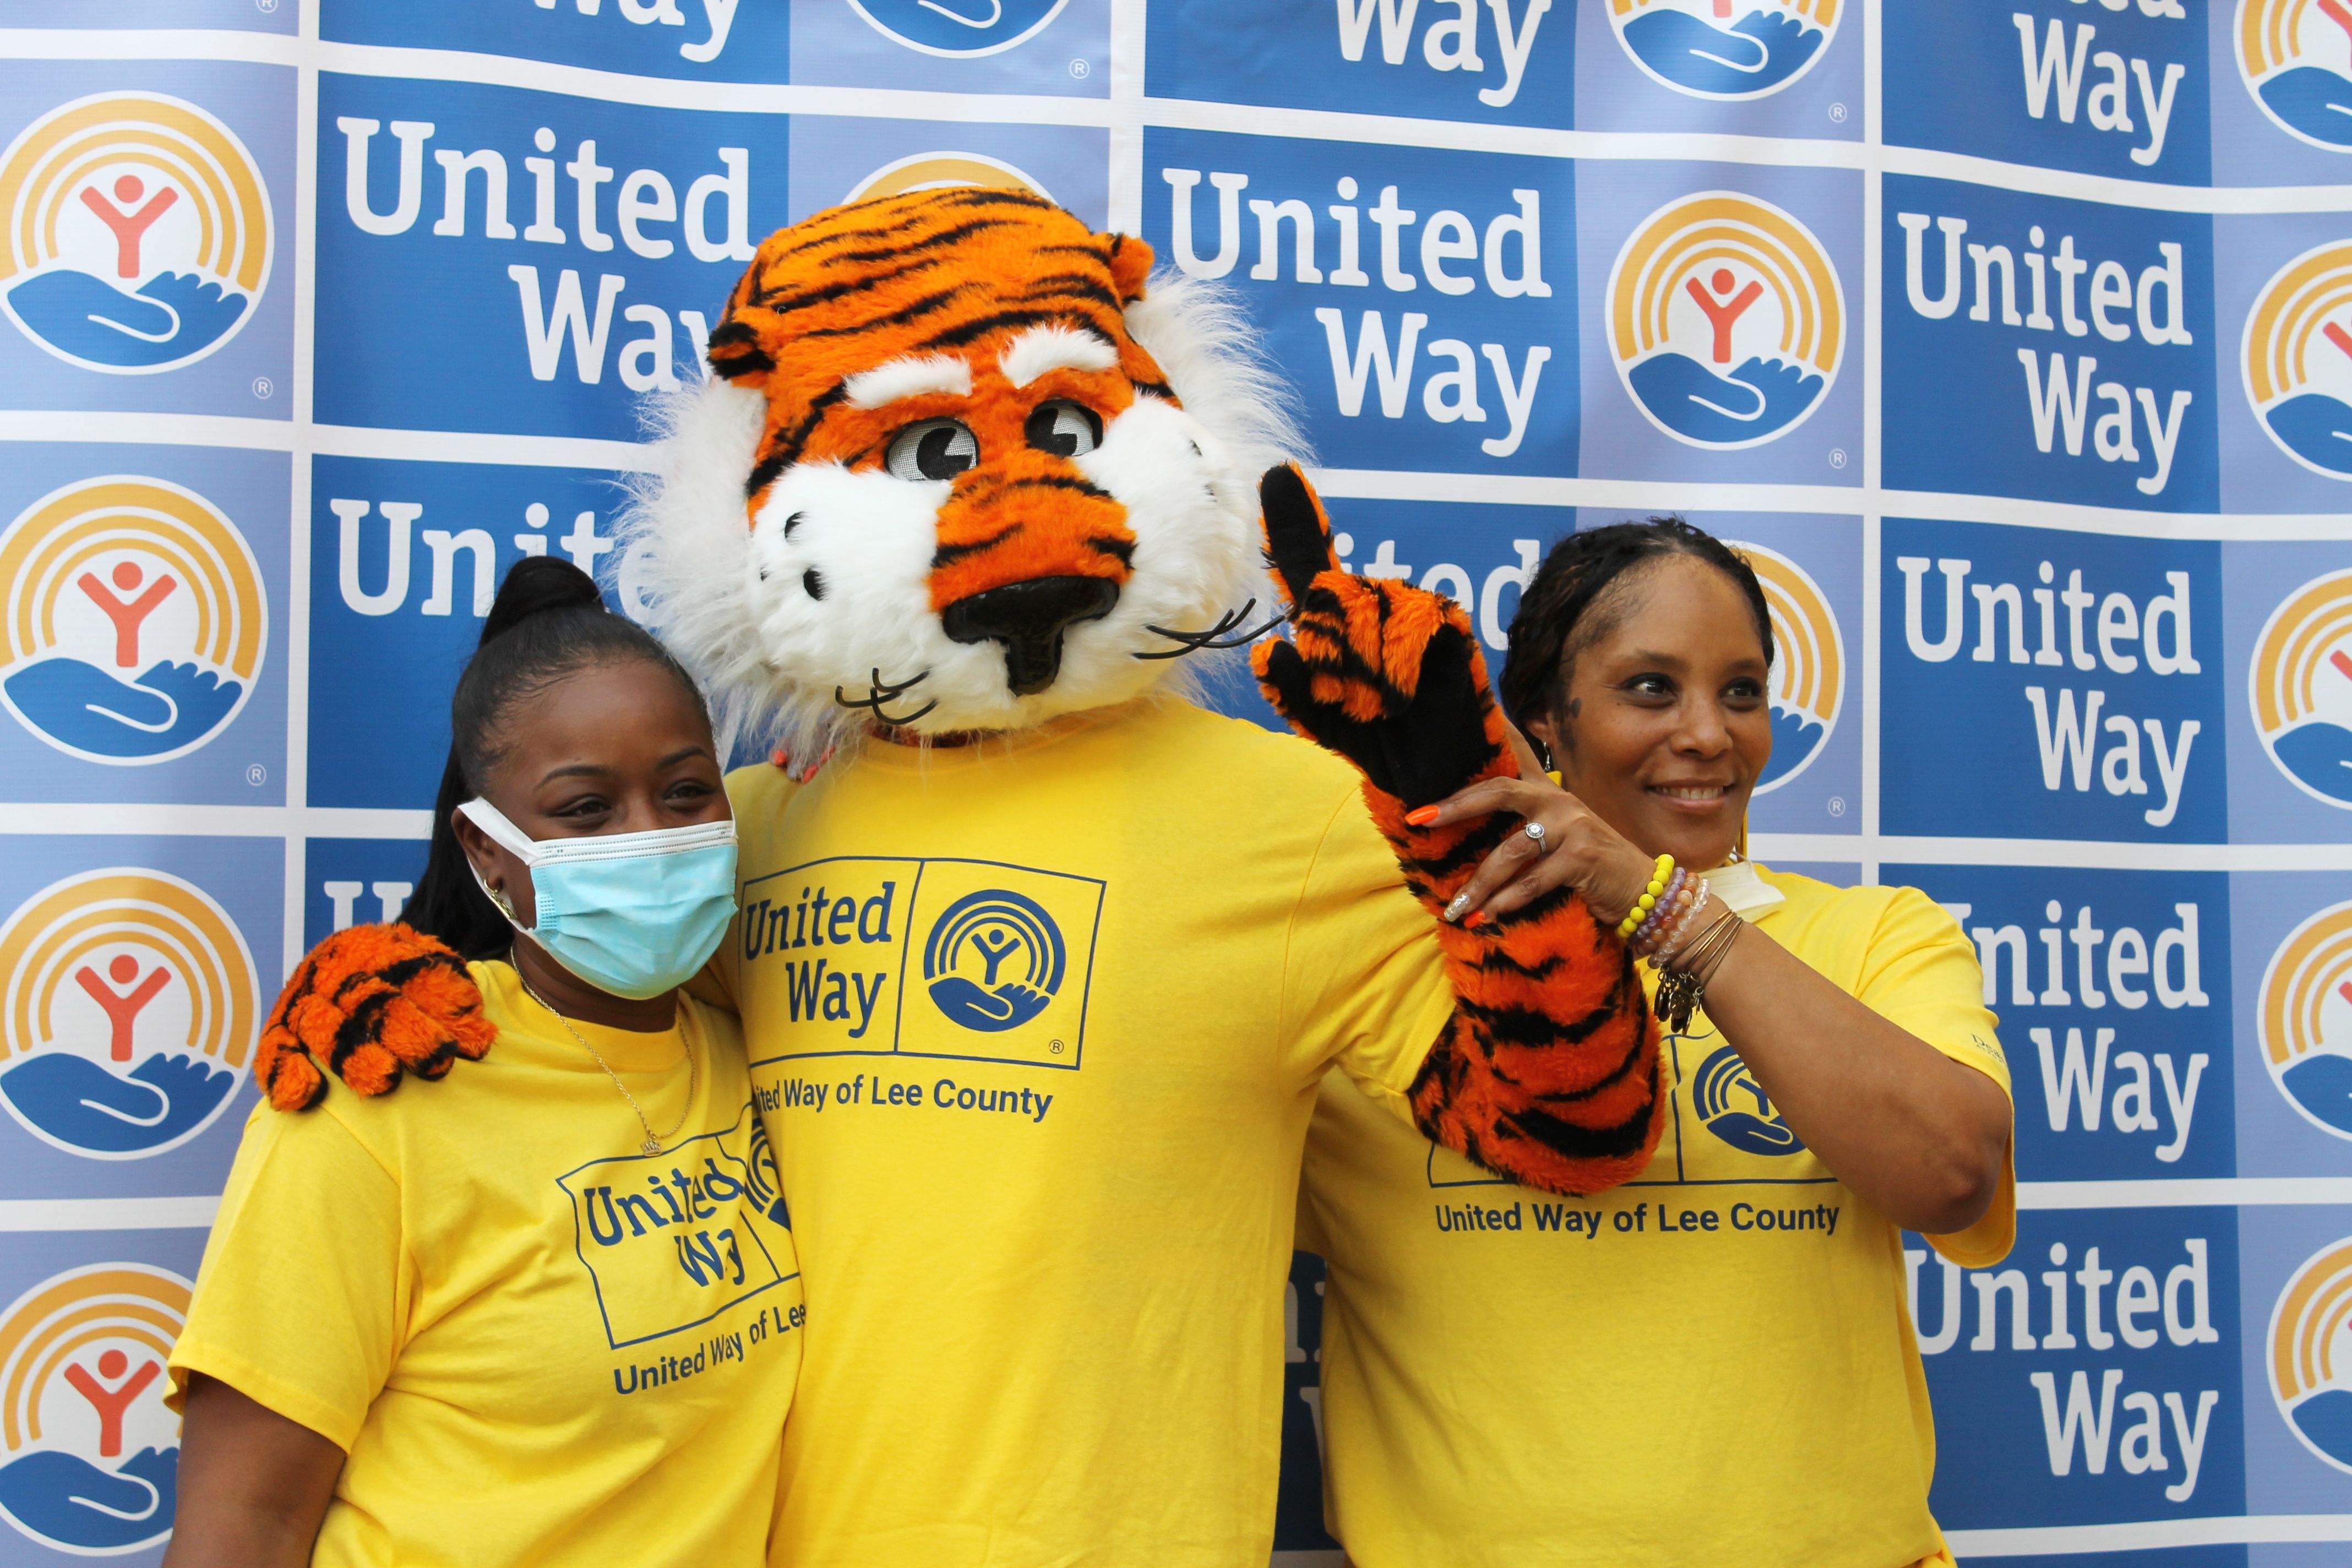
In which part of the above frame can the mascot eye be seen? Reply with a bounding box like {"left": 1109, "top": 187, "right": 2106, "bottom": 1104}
{"left": 885, "top": 418, "right": 979, "bottom": 482}
{"left": 1025, "top": 399, "right": 1102, "bottom": 459}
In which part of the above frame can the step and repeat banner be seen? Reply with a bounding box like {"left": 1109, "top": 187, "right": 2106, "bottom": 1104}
{"left": 1, "top": 2, "right": 2349, "bottom": 1563}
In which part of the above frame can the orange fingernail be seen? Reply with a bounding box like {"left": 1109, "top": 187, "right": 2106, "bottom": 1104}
{"left": 1404, "top": 805, "right": 1441, "bottom": 826}
{"left": 1464, "top": 911, "right": 1489, "bottom": 930}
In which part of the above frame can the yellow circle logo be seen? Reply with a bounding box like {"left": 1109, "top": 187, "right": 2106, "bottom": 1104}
{"left": 1724, "top": 539, "right": 1843, "bottom": 792}
{"left": 843, "top": 151, "right": 1051, "bottom": 206}
{"left": 2262, "top": 899, "right": 2352, "bottom": 1140}
{"left": 2238, "top": 0, "right": 2352, "bottom": 151}
{"left": 0, "top": 92, "right": 271, "bottom": 373}
{"left": 2241, "top": 239, "right": 2352, "bottom": 479}
{"left": 1607, "top": 192, "right": 1844, "bottom": 449}
{"left": 2248, "top": 568, "right": 2352, "bottom": 808}
{"left": 0, "top": 869, "right": 257, "bottom": 1160}
{"left": 2269, "top": 1235, "right": 2352, "bottom": 1473}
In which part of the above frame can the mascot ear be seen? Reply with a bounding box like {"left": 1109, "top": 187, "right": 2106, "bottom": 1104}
{"left": 1104, "top": 233, "right": 1155, "bottom": 306}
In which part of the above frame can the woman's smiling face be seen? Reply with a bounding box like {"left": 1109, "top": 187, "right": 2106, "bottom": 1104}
{"left": 1525, "top": 552, "right": 1774, "bottom": 871}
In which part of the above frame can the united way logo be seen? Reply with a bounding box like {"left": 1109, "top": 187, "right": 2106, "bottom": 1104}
{"left": 2249, "top": 568, "right": 2352, "bottom": 808}
{"left": 2244, "top": 242, "right": 2352, "bottom": 480}
{"left": 1728, "top": 540, "right": 1842, "bottom": 792}
{"left": 1691, "top": 1042, "right": 1803, "bottom": 1155}
{"left": 1607, "top": 192, "right": 1844, "bottom": 449}
{"left": 0, "top": 94, "right": 271, "bottom": 373}
{"left": 843, "top": 150, "right": 1049, "bottom": 206}
{"left": 846, "top": 0, "right": 1067, "bottom": 57}
{"left": 2269, "top": 1237, "right": 2352, "bottom": 1472}
{"left": 0, "top": 1263, "right": 189, "bottom": 1554}
{"left": 1608, "top": 0, "right": 1841, "bottom": 100}
{"left": 0, "top": 478, "right": 266, "bottom": 765}
{"left": 2237, "top": 0, "right": 2352, "bottom": 151}
{"left": 0, "top": 870, "right": 255, "bottom": 1159}
{"left": 923, "top": 888, "right": 1065, "bottom": 1032}
{"left": 2261, "top": 900, "right": 2352, "bottom": 1139}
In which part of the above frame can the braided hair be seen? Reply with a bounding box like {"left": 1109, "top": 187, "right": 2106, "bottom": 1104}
{"left": 1497, "top": 518, "right": 1773, "bottom": 749}
{"left": 401, "top": 556, "right": 710, "bottom": 960}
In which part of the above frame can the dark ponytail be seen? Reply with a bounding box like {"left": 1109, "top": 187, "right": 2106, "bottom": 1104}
{"left": 1497, "top": 518, "right": 1773, "bottom": 750}
{"left": 401, "top": 556, "right": 709, "bottom": 960}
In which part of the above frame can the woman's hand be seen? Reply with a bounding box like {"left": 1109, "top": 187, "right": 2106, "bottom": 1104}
{"left": 1413, "top": 763, "right": 1658, "bottom": 928}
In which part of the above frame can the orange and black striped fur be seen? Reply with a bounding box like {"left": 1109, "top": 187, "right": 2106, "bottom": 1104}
{"left": 1254, "top": 467, "right": 1663, "bottom": 1195}
{"left": 253, "top": 923, "right": 494, "bottom": 1110}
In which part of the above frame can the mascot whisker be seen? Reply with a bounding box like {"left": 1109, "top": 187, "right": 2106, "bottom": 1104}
{"left": 268, "top": 186, "right": 1664, "bottom": 1565}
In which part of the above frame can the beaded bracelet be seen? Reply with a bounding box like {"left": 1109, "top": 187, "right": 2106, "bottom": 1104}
{"left": 1613, "top": 852, "right": 1676, "bottom": 941}
{"left": 1626, "top": 867, "right": 1689, "bottom": 951}
{"left": 1643, "top": 879, "right": 1710, "bottom": 962}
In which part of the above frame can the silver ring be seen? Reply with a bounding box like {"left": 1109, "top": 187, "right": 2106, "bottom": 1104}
{"left": 1522, "top": 820, "right": 1548, "bottom": 850}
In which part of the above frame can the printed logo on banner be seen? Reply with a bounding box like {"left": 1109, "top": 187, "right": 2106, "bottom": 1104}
{"left": 1728, "top": 538, "right": 1842, "bottom": 791}
{"left": 0, "top": 477, "right": 266, "bottom": 766}
{"left": 843, "top": 150, "right": 1048, "bottom": 206}
{"left": 2237, "top": 0, "right": 2352, "bottom": 151}
{"left": 0, "top": 93, "right": 271, "bottom": 374}
{"left": 2260, "top": 900, "right": 2352, "bottom": 1139}
{"left": 1607, "top": 192, "right": 1843, "bottom": 450}
{"left": 2241, "top": 240, "right": 2352, "bottom": 479}
{"left": 2268, "top": 1235, "right": 2352, "bottom": 1471}
{"left": 1607, "top": 0, "right": 1841, "bottom": 100}
{"left": 0, "top": 1262, "right": 188, "bottom": 1555}
{"left": 0, "top": 869, "right": 255, "bottom": 1161}
{"left": 2249, "top": 568, "right": 2352, "bottom": 808}
{"left": 845, "top": 0, "right": 1066, "bottom": 57}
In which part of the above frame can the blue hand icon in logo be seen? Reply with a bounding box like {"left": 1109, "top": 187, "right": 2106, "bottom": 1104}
{"left": 1621, "top": 8, "right": 1825, "bottom": 97}
{"left": 0, "top": 1445, "right": 176, "bottom": 1553}
{"left": 1691, "top": 1044, "right": 1803, "bottom": 1156}
{"left": 923, "top": 889, "right": 1065, "bottom": 1032}
{"left": 7, "top": 270, "right": 250, "bottom": 370}
{"left": 2261, "top": 66, "right": 2352, "bottom": 149}
{"left": 847, "top": 0, "right": 1068, "bottom": 56}
{"left": 2264, "top": 391, "right": 2352, "bottom": 478}
{"left": 4, "top": 658, "right": 244, "bottom": 760}
{"left": 1756, "top": 705, "right": 1826, "bottom": 789}
{"left": 1628, "top": 353, "right": 1826, "bottom": 446}
{"left": 0, "top": 1052, "right": 238, "bottom": 1155}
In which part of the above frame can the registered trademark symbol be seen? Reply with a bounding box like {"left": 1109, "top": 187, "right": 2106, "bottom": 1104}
{"left": 257, "top": 0, "right": 279, "bottom": 10}
{"left": 246, "top": 763, "right": 268, "bottom": 786}
{"left": 1827, "top": 102, "right": 1848, "bottom": 124}
{"left": 1068, "top": 58, "right": 1091, "bottom": 79}
{"left": 1049, "top": 1038, "right": 1065, "bottom": 1054}
{"left": 251, "top": 376, "right": 274, "bottom": 400}
{"left": 1827, "top": 447, "right": 1848, "bottom": 469}
{"left": 1827, "top": 795, "right": 1847, "bottom": 818}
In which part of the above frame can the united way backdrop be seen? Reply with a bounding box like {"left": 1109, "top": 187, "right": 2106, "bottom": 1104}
{"left": 1, "top": 2, "right": 2350, "bottom": 1563}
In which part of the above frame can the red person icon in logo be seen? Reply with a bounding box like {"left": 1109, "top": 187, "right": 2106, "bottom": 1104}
{"left": 75, "top": 559, "right": 177, "bottom": 670}
{"left": 1685, "top": 267, "right": 1763, "bottom": 366}
{"left": 61, "top": 1348, "right": 161, "bottom": 1459}
{"left": 77, "top": 173, "right": 178, "bottom": 281}
{"left": 74, "top": 952, "right": 171, "bottom": 1063}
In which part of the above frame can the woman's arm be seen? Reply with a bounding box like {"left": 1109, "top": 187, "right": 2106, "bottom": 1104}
{"left": 1425, "top": 773, "right": 2010, "bottom": 1234}
{"left": 162, "top": 1374, "right": 345, "bottom": 1568}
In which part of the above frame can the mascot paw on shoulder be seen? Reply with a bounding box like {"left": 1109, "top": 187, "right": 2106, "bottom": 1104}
{"left": 286, "top": 186, "right": 1658, "bottom": 1197}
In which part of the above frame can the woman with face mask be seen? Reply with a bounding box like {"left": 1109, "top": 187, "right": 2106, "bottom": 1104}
{"left": 1297, "top": 520, "right": 2015, "bottom": 1568}
{"left": 163, "top": 558, "right": 798, "bottom": 1568}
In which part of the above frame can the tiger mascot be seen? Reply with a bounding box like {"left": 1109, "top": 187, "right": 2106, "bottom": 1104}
{"left": 263, "top": 187, "right": 1660, "bottom": 1567}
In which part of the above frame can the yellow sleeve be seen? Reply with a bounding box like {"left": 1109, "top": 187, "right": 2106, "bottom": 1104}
{"left": 1852, "top": 886, "right": 2017, "bottom": 1270}
{"left": 166, "top": 1104, "right": 409, "bottom": 1451}
{"left": 1279, "top": 791, "right": 1456, "bottom": 1108}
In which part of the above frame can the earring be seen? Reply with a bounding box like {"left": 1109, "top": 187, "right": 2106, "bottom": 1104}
{"left": 487, "top": 884, "right": 519, "bottom": 921}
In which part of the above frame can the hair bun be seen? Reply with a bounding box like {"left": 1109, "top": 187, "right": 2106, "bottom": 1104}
{"left": 479, "top": 555, "right": 605, "bottom": 647}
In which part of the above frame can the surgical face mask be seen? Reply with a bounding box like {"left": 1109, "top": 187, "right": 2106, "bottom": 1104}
{"left": 459, "top": 798, "right": 739, "bottom": 1000}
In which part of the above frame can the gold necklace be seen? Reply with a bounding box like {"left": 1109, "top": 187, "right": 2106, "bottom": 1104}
{"left": 515, "top": 970, "right": 697, "bottom": 1156}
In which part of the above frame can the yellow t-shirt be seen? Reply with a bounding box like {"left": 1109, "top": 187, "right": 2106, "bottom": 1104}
{"left": 717, "top": 695, "right": 1456, "bottom": 1568}
{"left": 168, "top": 961, "right": 803, "bottom": 1568}
{"left": 1298, "top": 865, "right": 2016, "bottom": 1568}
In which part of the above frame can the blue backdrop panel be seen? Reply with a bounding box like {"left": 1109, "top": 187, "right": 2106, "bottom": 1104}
{"left": 1, "top": 4, "right": 2348, "bottom": 1564}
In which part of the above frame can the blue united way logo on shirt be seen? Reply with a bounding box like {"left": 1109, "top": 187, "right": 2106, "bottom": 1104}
{"left": 1692, "top": 1043, "right": 1804, "bottom": 1156}
{"left": 845, "top": 0, "right": 1067, "bottom": 57}
{"left": 924, "top": 889, "right": 1066, "bottom": 1032}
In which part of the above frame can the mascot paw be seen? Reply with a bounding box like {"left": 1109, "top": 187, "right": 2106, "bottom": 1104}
{"left": 255, "top": 924, "right": 495, "bottom": 1110}
{"left": 1250, "top": 464, "right": 1512, "bottom": 810}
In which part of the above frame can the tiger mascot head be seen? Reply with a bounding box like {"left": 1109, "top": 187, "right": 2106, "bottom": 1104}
{"left": 633, "top": 186, "right": 1298, "bottom": 751}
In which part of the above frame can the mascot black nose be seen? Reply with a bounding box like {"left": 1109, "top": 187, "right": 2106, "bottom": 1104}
{"left": 941, "top": 576, "right": 1120, "bottom": 697}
